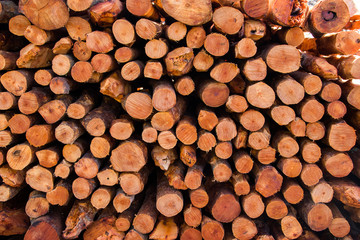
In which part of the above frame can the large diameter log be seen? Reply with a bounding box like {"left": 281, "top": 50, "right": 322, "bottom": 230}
{"left": 24, "top": 213, "right": 63, "bottom": 240}
{"left": 0, "top": 204, "right": 29, "bottom": 236}
{"left": 246, "top": 82, "right": 275, "bottom": 109}
{"left": 299, "top": 198, "right": 333, "bottom": 232}
{"left": 110, "top": 140, "right": 147, "bottom": 172}
{"left": 261, "top": 44, "right": 300, "bottom": 73}
{"left": 307, "top": 0, "right": 350, "bottom": 37}
{"left": 19, "top": 0, "right": 69, "bottom": 30}
{"left": 267, "top": 0, "right": 308, "bottom": 27}
{"left": 326, "top": 121, "right": 356, "bottom": 152}
{"left": 26, "top": 165, "right": 54, "bottom": 192}
{"left": 213, "top": 6, "right": 244, "bottom": 35}
{"left": 159, "top": 0, "right": 212, "bottom": 26}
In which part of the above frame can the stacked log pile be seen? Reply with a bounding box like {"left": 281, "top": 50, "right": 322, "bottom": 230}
{"left": 0, "top": 0, "right": 360, "bottom": 239}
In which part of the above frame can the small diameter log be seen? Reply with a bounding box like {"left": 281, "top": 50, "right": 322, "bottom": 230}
{"left": 50, "top": 77, "right": 77, "bottom": 95}
{"left": 328, "top": 203, "right": 351, "bottom": 238}
{"left": 290, "top": 71, "right": 322, "bottom": 95}
{"left": 90, "top": 134, "right": 114, "bottom": 159}
{"left": 241, "top": 190, "right": 265, "bottom": 219}
{"left": 115, "top": 47, "right": 138, "bottom": 63}
{"left": 186, "top": 26, "right": 206, "bottom": 48}
{"left": 165, "top": 47, "right": 194, "bottom": 76}
{"left": 254, "top": 164, "right": 283, "bottom": 198}
{"left": 9, "top": 15, "right": 31, "bottom": 36}
{"left": 6, "top": 143, "right": 34, "bottom": 170}
{"left": 215, "top": 141, "right": 233, "bottom": 160}
{"left": 63, "top": 139, "right": 88, "bottom": 163}
{"left": 113, "top": 189, "right": 134, "bottom": 213}
{"left": 166, "top": 21, "right": 187, "bottom": 41}
{"left": 274, "top": 75, "right": 305, "bottom": 105}
{"left": 197, "top": 131, "right": 216, "bottom": 152}
{"left": 125, "top": 229, "right": 147, "bottom": 240}
{"left": 215, "top": 117, "right": 236, "bottom": 141}
{"left": 325, "top": 121, "right": 356, "bottom": 152}
{"left": 74, "top": 152, "right": 100, "bottom": 179}
{"left": 0, "top": 50, "right": 18, "bottom": 70}
{"left": 193, "top": 49, "right": 214, "bottom": 72}
{"left": 63, "top": 200, "right": 98, "bottom": 239}
{"left": 46, "top": 180, "right": 71, "bottom": 206}
{"left": 299, "top": 197, "right": 333, "bottom": 232}
{"left": 86, "top": 31, "right": 114, "bottom": 53}
{"left": 120, "top": 166, "right": 150, "bottom": 195}
{"left": 0, "top": 184, "right": 23, "bottom": 202}
{"left": 280, "top": 213, "right": 303, "bottom": 239}
{"left": 122, "top": 92, "right": 153, "bottom": 120}
{"left": 277, "top": 27, "right": 304, "bottom": 47}
{"left": 51, "top": 55, "right": 75, "bottom": 76}
{"left": 234, "top": 38, "right": 257, "bottom": 59}
{"left": 113, "top": 19, "right": 135, "bottom": 46}
{"left": 158, "top": 130, "right": 178, "bottom": 150}
{"left": 36, "top": 146, "right": 61, "bottom": 168}
{"left": 100, "top": 71, "right": 131, "bottom": 103}
{"left": 317, "top": 30, "right": 360, "bottom": 55}
{"left": 144, "top": 61, "right": 163, "bottom": 80}
{"left": 135, "top": 18, "right": 162, "bottom": 40}
{"left": 319, "top": 81, "right": 342, "bottom": 102}
{"left": 247, "top": 125, "right": 271, "bottom": 150}
{"left": 232, "top": 216, "right": 258, "bottom": 240}
{"left": 110, "top": 117, "right": 134, "bottom": 140}
{"left": 231, "top": 172, "right": 250, "bottom": 196}
{"left": 226, "top": 95, "right": 248, "bottom": 114}
{"left": 26, "top": 165, "right": 54, "bottom": 192}
{"left": 151, "top": 145, "right": 177, "bottom": 171}
{"left": 25, "top": 191, "right": 50, "bottom": 218}
{"left": 165, "top": 161, "right": 187, "bottom": 190}
{"left": 145, "top": 38, "right": 168, "bottom": 60}
{"left": 241, "top": 57, "right": 267, "bottom": 82}
{"left": 0, "top": 70, "right": 33, "bottom": 96}
{"left": 328, "top": 178, "right": 360, "bottom": 208}
{"left": 180, "top": 225, "right": 202, "bottom": 240}
{"left": 300, "top": 139, "right": 321, "bottom": 163}
{"left": 142, "top": 123, "right": 158, "bottom": 143}
{"left": 246, "top": 82, "right": 275, "bottom": 109}
{"left": 238, "top": 109, "right": 265, "bottom": 132}
{"left": 269, "top": 105, "right": 296, "bottom": 126}
{"left": 300, "top": 163, "right": 323, "bottom": 187}
{"left": 88, "top": 0, "right": 123, "bottom": 27}
{"left": 211, "top": 62, "right": 240, "bottom": 83}
{"left": 261, "top": 44, "right": 300, "bottom": 73}
{"left": 81, "top": 106, "right": 116, "bottom": 137}
{"left": 189, "top": 185, "right": 209, "bottom": 208}
{"left": 174, "top": 76, "right": 195, "bottom": 96}
{"left": 133, "top": 187, "right": 158, "bottom": 234}
{"left": 18, "top": 88, "right": 50, "bottom": 115}
{"left": 243, "top": 19, "right": 267, "bottom": 40}
{"left": 97, "top": 165, "right": 119, "bottom": 186}
{"left": 176, "top": 116, "right": 197, "bottom": 145}
{"left": 0, "top": 92, "right": 16, "bottom": 110}
{"left": 0, "top": 204, "right": 29, "bottom": 235}
{"left": 213, "top": 6, "right": 243, "bottom": 35}
{"left": 53, "top": 37, "right": 73, "bottom": 54}
{"left": 287, "top": 117, "right": 306, "bottom": 137}
{"left": 282, "top": 179, "right": 304, "bottom": 204}
{"left": 0, "top": 112, "right": 12, "bottom": 131}
{"left": 54, "top": 160, "right": 73, "bottom": 179}
{"left": 265, "top": 196, "right": 288, "bottom": 220}
{"left": 0, "top": 165, "right": 25, "bottom": 187}
{"left": 297, "top": 97, "right": 325, "bottom": 123}
{"left": 0, "top": 130, "right": 16, "bottom": 148}
{"left": 115, "top": 194, "right": 143, "bottom": 232}
{"left": 24, "top": 25, "right": 54, "bottom": 46}
{"left": 91, "top": 187, "right": 114, "bottom": 209}
{"left": 25, "top": 124, "right": 54, "bottom": 148}
{"left": 24, "top": 213, "right": 63, "bottom": 240}
{"left": 322, "top": 149, "right": 353, "bottom": 177}
{"left": 326, "top": 101, "right": 347, "bottom": 120}
{"left": 306, "top": 121, "right": 326, "bottom": 141}
{"left": 232, "top": 126, "right": 253, "bottom": 148}
{"left": 328, "top": 55, "right": 360, "bottom": 79}
{"left": 341, "top": 79, "right": 360, "bottom": 110}
{"left": 277, "top": 156, "right": 302, "bottom": 178}
{"left": 156, "top": 175, "right": 183, "bottom": 217}
{"left": 111, "top": 139, "right": 147, "bottom": 172}
{"left": 199, "top": 80, "right": 230, "bottom": 108}
{"left": 55, "top": 120, "right": 84, "bottom": 145}
{"left": 198, "top": 107, "right": 218, "bottom": 131}
{"left": 204, "top": 33, "right": 229, "bottom": 57}
{"left": 16, "top": 43, "right": 54, "bottom": 68}
{"left": 38, "top": 95, "right": 73, "bottom": 124}
{"left": 201, "top": 216, "right": 225, "bottom": 240}
{"left": 126, "top": 0, "right": 159, "bottom": 19}
{"left": 34, "top": 69, "right": 54, "bottom": 86}
{"left": 90, "top": 54, "right": 117, "bottom": 74}
{"left": 184, "top": 159, "right": 205, "bottom": 189}
{"left": 121, "top": 60, "right": 144, "bottom": 81}
{"left": 209, "top": 156, "right": 232, "bottom": 182}
{"left": 72, "top": 177, "right": 97, "bottom": 200}
{"left": 73, "top": 41, "right": 92, "bottom": 61}
{"left": 71, "top": 61, "right": 102, "bottom": 83}
{"left": 301, "top": 52, "right": 338, "bottom": 80}
{"left": 308, "top": 179, "right": 333, "bottom": 204}
{"left": 149, "top": 215, "right": 179, "bottom": 240}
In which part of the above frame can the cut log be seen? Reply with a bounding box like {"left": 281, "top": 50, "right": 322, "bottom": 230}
{"left": 24, "top": 25, "right": 54, "bottom": 46}
{"left": 282, "top": 179, "right": 304, "bottom": 204}
{"left": 151, "top": 145, "right": 177, "bottom": 171}
{"left": 91, "top": 187, "right": 114, "bottom": 209}
{"left": 261, "top": 44, "right": 300, "bottom": 73}
{"left": 211, "top": 62, "right": 240, "bottom": 83}
{"left": 300, "top": 139, "right": 321, "bottom": 163}
{"left": 156, "top": 175, "right": 183, "bottom": 217}
{"left": 122, "top": 92, "right": 153, "bottom": 120}
{"left": 184, "top": 159, "right": 204, "bottom": 189}
{"left": 0, "top": 203, "right": 29, "bottom": 235}
{"left": 73, "top": 41, "right": 92, "bottom": 61}
{"left": 299, "top": 197, "right": 333, "bottom": 232}
{"left": 209, "top": 156, "right": 232, "bottom": 182}
{"left": 63, "top": 139, "right": 88, "bottom": 163}
{"left": 9, "top": 15, "right": 31, "bottom": 36}
{"left": 26, "top": 165, "right": 54, "bottom": 192}
{"left": 253, "top": 164, "right": 283, "bottom": 198}
{"left": 277, "top": 156, "right": 302, "bottom": 178}
{"left": 246, "top": 82, "right": 275, "bottom": 109}
{"left": 6, "top": 143, "right": 34, "bottom": 170}
{"left": 290, "top": 71, "right": 322, "bottom": 96}
{"left": 25, "top": 191, "right": 49, "bottom": 218}
{"left": 38, "top": 95, "right": 73, "bottom": 124}
{"left": 328, "top": 178, "right": 360, "bottom": 208}
{"left": 126, "top": 0, "right": 159, "bottom": 19}
{"left": 133, "top": 187, "right": 158, "bottom": 234}
{"left": 247, "top": 125, "right": 271, "bottom": 150}
{"left": 74, "top": 152, "right": 100, "bottom": 179}
{"left": 113, "top": 189, "right": 134, "bottom": 213}
{"left": 186, "top": 26, "right": 206, "bottom": 49}
{"left": 241, "top": 0, "right": 269, "bottom": 19}
{"left": 274, "top": 75, "right": 305, "bottom": 105}
{"left": 0, "top": 164, "right": 25, "bottom": 187}
{"left": 72, "top": 177, "right": 97, "bottom": 200}
{"left": 241, "top": 57, "right": 267, "bottom": 81}
{"left": 189, "top": 185, "right": 209, "bottom": 209}
{"left": 86, "top": 31, "right": 114, "bottom": 53}
{"left": 144, "top": 61, "right": 163, "bottom": 80}
{"left": 306, "top": 121, "right": 326, "bottom": 141}
{"left": 119, "top": 166, "right": 150, "bottom": 195}
{"left": 193, "top": 49, "right": 214, "bottom": 72}
{"left": 277, "top": 27, "right": 304, "bottom": 47}
{"left": 166, "top": 21, "right": 187, "bottom": 41}
{"left": 201, "top": 216, "right": 225, "bottom": 240}
{"left": 308, "top": 179, "right": 333, "bottom": 203}
{"left": 90, "top": 134, "right": 114, "bottom": 158}
{"left": 149, "top": 215, "right": 179, "bottom": 240}
{"left": 24, "top": 213, "right": 62, "bottom": 240}
{"left": 232, "top": 216, "right": 258, "bottom": 240}
{"left": 265, "top": 196, "right": 288, "bottom": 220}
{"left": 325, "top": 121, "right": 356, "bottom": 151}
{"left": 301, "top": 52, "right": 338, "bottom": 80}
{"left": 234, "top": 38, "right": 257, "bottom": 59}
{"left": 26, "top": 124, "right": 54, "bottom": 147}
{"left": 322, "top": 149, "right": 353, "bottom": 177}
{"left": 53, "top": 37, "right": 73, "bottom": 54}
{"left": 97, "top": 165, "right": 119, "bottom": 186}
{"left": 36, "top": 146, "right": 61, "bottom": 168}
{"left": 300, "top": 163, "right": 323, "bottom": 187}
{"left": 46, "top": 180, "right": 71, "bottom": 206}
{"left": 267, "top": 0, "right": 308, "bottom": 27}
{"left": 241, "top": 190, "right": 265, "bottom": 219}
{"left": 17, "top": 43, "right": 54, "bottom": 68}
{"left": 54, "top": 160, "right": 73, "bottom": 179}
{"left": 204, "top": 33, "right": 229, "bottom": 57}
{"left": 111, "top": 139, "right": 147, "bottom": 172}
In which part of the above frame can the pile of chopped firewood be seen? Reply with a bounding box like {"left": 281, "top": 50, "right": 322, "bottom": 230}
{"left": 0, "top": 0, "right": 360, "bottom": 239}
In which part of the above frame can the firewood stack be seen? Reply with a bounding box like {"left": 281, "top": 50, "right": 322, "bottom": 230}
{"left": 0, "top": 0, "right": 360, "bottom": 239}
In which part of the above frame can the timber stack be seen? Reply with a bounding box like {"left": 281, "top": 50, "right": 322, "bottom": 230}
{"left": 0, "top": 0, "right": 360, "bottom": 239}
